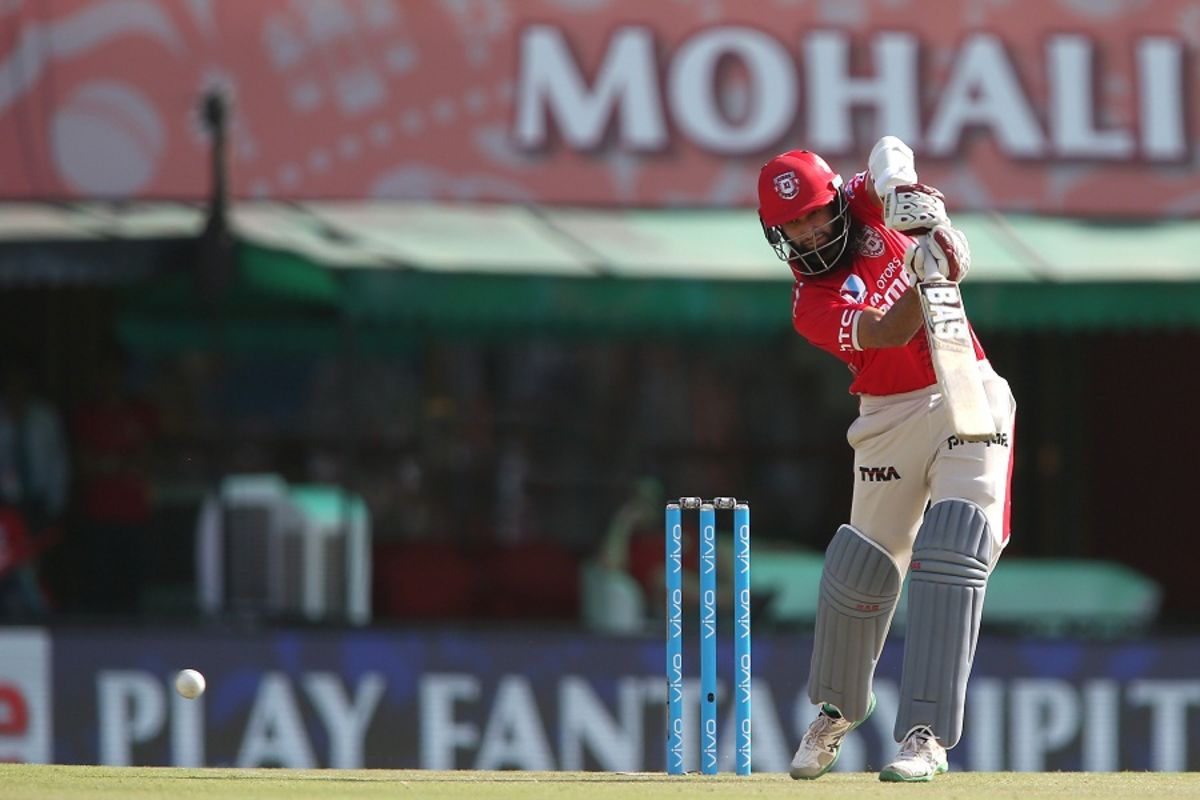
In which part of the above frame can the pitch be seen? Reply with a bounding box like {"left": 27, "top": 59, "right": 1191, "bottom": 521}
{"left": 3, "top": 766, "right": 1199, "bottom": 799}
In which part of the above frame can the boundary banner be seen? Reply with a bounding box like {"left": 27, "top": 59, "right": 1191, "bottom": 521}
{"left": 43, "top": 627, "right": 1200, "bottom": 771}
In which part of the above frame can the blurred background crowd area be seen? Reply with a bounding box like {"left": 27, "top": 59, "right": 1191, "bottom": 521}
{"left": 0, "top": 285, "right": 853, "bottom": 622}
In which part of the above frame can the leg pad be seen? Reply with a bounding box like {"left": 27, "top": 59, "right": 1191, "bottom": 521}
{"left": 807, "top": 525, "right": 902, "bottom": 722}
{"left": 894, "top": 499, "right": 993, "bottom": 747}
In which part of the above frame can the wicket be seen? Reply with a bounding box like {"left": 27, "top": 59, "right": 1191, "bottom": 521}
{"left": 665, "top": 496, "right": 751, "bottom": 775}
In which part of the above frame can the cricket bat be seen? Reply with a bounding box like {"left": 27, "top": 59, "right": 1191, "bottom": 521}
{"left": 917, "top": 258, "right": 996, "bottom": 442}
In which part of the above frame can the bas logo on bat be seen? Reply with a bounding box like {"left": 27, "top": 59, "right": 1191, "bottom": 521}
{"left": 917, "top": 272, "right": 996, "bottom": 441}
{"left": 920, "top": 285, "right": 969, "bottom": 344}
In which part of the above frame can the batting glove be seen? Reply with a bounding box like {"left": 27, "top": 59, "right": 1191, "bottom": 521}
{"left": 926, "top": 223, "right": 971, "bottom": 282}
{"left": 904, "top": 224, "right": 971, "bottom": 283}
{"left": 903, "top": 239, "right": 929, "bottom": 285}
{"left": 882, "top": 183, "right": 949, "bottom": 235}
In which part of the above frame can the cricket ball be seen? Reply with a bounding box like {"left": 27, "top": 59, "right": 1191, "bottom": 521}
{"left": 174, "top": 668, "right": 206, "bottom": 699}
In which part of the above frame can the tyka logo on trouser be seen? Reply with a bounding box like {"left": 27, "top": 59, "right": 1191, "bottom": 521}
{"left": 664, "top": 497, "right": 752, "bottom": 776}
{"left": 860, "top": 465, "right": 901, "bottom": 481}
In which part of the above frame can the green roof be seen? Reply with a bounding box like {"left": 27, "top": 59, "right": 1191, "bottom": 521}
{"left": 1, "top": 201, "right": 1193, "bottom": 348}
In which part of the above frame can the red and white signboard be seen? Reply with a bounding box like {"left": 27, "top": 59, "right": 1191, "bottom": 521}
{"left": 0, "top": 0, "right": 1196, "bottom": 216}
{"left": 0, "top": 628, "right": 51, "bottom": 763}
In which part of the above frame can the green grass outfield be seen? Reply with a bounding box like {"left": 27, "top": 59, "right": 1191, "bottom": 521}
{"left": 2, "top": 766, "right": 1199, "bottom": 799}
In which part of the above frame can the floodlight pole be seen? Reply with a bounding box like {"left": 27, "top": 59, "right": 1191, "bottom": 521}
{"left": 198, "top": 90, "right": 236, "bottom": 306}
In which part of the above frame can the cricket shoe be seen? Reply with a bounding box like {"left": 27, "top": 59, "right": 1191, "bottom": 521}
{"left": 789, "top": 692, "right": 876, "bottom": 780}
{"left": 879, "top": 725, "right": 949, "bottom": 782}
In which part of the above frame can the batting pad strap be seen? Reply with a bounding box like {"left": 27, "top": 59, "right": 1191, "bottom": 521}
{"left": 808, "top": 525, "right": 902, "bottom": 723}
{"left": 895, "top": 499, "right": 993, "bottom": 749}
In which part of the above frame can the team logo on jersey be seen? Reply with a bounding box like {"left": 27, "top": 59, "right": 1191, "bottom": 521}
{"left": 857, "top": 226, "right": 885, "bottom": 258}
{"left": 839, "top": 274, "right": 867, "bottom": 303}
{"left": 773, "top": 171, "right": 799, "bottom": 200}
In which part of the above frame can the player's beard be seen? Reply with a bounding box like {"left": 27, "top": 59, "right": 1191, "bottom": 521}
{"left": 787, "top": 212, "right": 853, "bottom": 277}
{"left": 819, "top": 216, "right": 861, "bottom": 274}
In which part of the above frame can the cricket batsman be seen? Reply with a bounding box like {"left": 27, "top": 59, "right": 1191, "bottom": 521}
{"left": 756, "top": 137, "right": 1017, "bottom": 782}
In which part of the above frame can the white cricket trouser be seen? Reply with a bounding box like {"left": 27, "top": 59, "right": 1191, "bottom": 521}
{"left": 847, "top": 361, "right": 1016, "bottom": 572}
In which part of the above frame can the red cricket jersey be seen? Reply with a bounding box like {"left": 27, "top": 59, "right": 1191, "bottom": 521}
{"left": 791, "top": 171, "right": 986, "bottom": 396}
